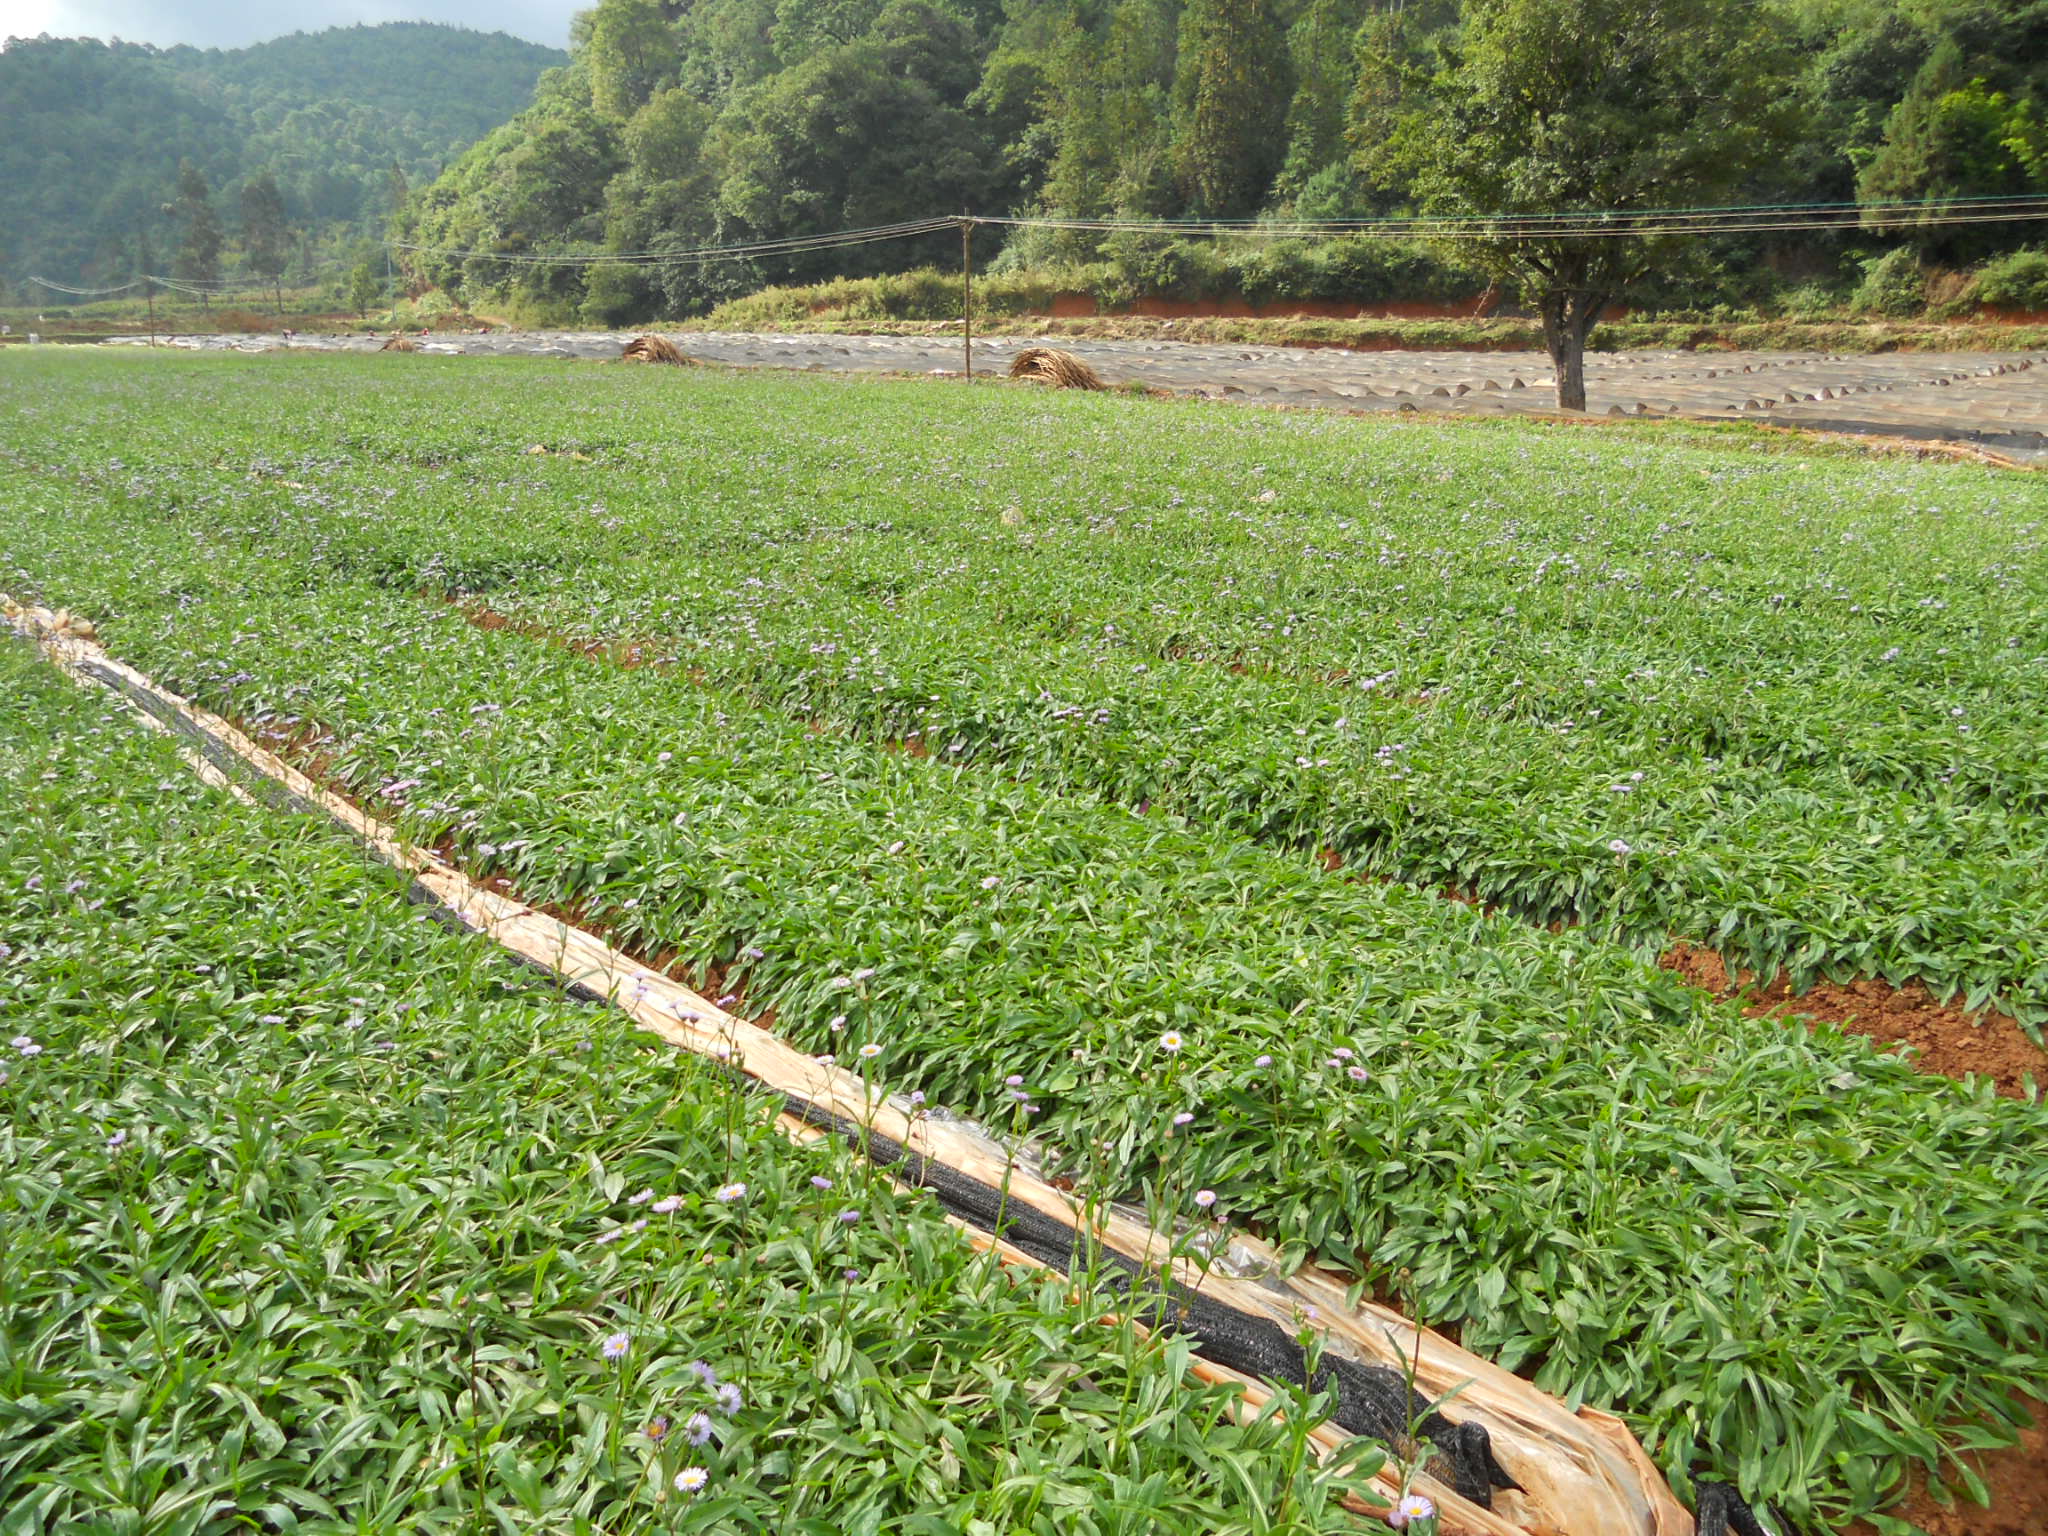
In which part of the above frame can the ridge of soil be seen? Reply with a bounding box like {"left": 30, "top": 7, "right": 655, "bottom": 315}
{"left": 1661, "top": 941, "right": 2045, "bottom": 1099}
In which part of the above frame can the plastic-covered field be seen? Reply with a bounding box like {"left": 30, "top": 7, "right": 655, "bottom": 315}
{"left": 2, "top": 350, "right": 2044, "bottom": 1532}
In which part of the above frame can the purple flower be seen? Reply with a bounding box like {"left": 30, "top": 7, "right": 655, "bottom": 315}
{"left": 1348, "top": 1065, "right": 1369, "bottom": 1082}
{"left": 688, "top": 1360, "right": 718, "bottom": 1386}
{"left": 852, "top": 966, "right": 876, "bottom": 982}
{"left": 1390, "top": 1493, "right": 1435, "bottom": 1528}
{"left": 1194, "top": 1189, "right": 1217, "bottom": 1209}
{"left": 810, "top": 1175, "right": 833, "bottom": 1191}
{"left": 646, "top": 1415, "right": 671, "bottom": 1442}
{"left": 1253, "top": 1054, "right": 1273, "bottom": 1068}
{"left": 106, "top": 1129, "right": 128, "bottom": 1150}
{"left": 652, "top": 1194, "right": 683, "bottom": 1214}
{"left": 627, "top": 1188, "right": 654, "bottom": 1206}
{"left": 13, "top": 1036, "right": 42, "bottom": 1057}
{"left": 1331, "top": 1047, "right": 1354, "bottom": 1061}
{"left": 715, "top": 1182, "right": 747, "bottom": 1202}
{"left": 980, "top": 876, "right": 1000, "bottom": 890}
{"left": 1172, "top": 1111, "right": 1194, "bottom": 1127}
{"left": 601, "top": 1331, "right": 631, "bottom": 1361}
{"left": 716, "top": 994, "right": 738, "bottom": 1009}
{"left": 908, "top": 1090, "right": 925, "bottom": 1107}
{"left": 1004, "top": 1074, "right": 1023, "bottom": 1087}
{"left": 741, "top": 946, "right": 765, "bottom": 961}
{"left": 715, "top": 1382, "right": 742, "bottom": 1415}
{"left": 685, "top": 1411, "right": 712, "bottom": 1446}
{"left": 837, "top": 1209, "right": 860, "bottom": 1224}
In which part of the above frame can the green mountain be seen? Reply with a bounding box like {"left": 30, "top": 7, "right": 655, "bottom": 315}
{"left": 0, "top": 22, "right": 566, "bottom": 292}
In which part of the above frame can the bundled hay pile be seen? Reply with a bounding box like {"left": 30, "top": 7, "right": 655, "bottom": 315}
{"left": 379, "top": 336, "right": 417, "bottom": 353}
{"left": 622, "top": 334, "right": 695, "bottom": 366}
{"left": 1008, "top": 347, "right": 1105, "bottom": 390}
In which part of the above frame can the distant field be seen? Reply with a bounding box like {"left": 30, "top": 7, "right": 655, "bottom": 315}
{"left": 1, "top": 350, "right": 2044, "bottom": 1533}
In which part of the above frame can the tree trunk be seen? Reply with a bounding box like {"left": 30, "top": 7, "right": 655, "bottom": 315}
{"left": 1540, "top": 287, "right": 1606, "bottom": 412}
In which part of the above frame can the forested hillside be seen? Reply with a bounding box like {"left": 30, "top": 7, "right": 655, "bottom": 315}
{"left": 0, "top": 23, "right": 565, "bottom": 293}
{"left": 402, "top": 0, "right": 2048, "bottom": 326}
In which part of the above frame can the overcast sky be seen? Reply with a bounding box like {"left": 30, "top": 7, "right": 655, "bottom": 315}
{"left": 0, "top": 0, "right": 575, "bottom": 49}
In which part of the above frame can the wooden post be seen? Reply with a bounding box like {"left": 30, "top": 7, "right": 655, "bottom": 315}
{"left": 960, "top": 218, "right": 973, "bottom": 381}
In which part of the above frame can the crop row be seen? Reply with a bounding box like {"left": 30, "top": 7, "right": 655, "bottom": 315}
{"left": 40, "top": 556, "right": 2042, "bottom": 1533}
{"left": 0, "top": 641, "right": 1379, "bottom": 1535}
{"left": 5, "top": 354, "right": 2043, "bottom": 1021}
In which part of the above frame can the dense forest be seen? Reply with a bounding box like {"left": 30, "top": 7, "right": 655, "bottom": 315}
{"left": 401, "top": 0, "right": 2048, "bottom": 330}
{"left": 0, "top": 23, "right": 565, "bottom": 294}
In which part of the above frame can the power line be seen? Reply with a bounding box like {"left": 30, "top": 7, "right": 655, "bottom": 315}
{"left": 381, "top": 196, "right": 2048, "bottom": 270}
{"left": 27, "top": 275, "right": 145, "bottom": 296}
{"left": 980, "top": 192, "right": 2048, "bottom": 230}
{"left": 388, "top": 217, "right": 960, "bottom": 267}
{"left": 29, "top": 194, "right": 2048, "bottom": 288}
{"left": 977, "top": 201, "right": 2048, "bottom": 242}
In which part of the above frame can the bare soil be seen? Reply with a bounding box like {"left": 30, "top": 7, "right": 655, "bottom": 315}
{"left": 1661, "top": 942, "right": 2045, "bottom": 1099}
{"left": 1837, "top": 1398, "right": 2045, "bottom": 1536}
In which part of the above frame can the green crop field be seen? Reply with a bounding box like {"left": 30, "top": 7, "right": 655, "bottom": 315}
{"left": 0, "top": 622, "right": 1380, "bottom": 1534}
{"left": 1, "top": 349, "right": 2044, "bottom": 1534}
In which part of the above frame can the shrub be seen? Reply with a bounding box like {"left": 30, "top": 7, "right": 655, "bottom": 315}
{"left": 581, "top": 264, "right": 653, "bottom": 327}
{"left": 1851, "top": 247, "right": 1926, "bottom": 317}
{"left": 1974, "top": 248, "right": 2048, "bottom": 310}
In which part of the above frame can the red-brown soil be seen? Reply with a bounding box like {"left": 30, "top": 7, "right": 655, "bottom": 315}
{"left": 1045, "top": 293, "right": 1514, "bottom": 322}
{"left": 1662, "top": 942, "right": 2045, "bottom": 1099}
{"left": 1838, "top": 1398, "right": 2045, "bottom": 1536}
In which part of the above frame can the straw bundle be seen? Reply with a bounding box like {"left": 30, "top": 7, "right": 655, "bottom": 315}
{"left": 1008, "top": 347, "right": 1105, "bottom": 390}
{"left": 379, "top": 336, "right": 417, "bottom": 353}
{"left": 622, "top": 334, "right": 694, "bottom": 366}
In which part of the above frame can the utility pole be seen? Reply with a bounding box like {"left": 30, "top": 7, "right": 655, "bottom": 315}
{"left": 960, "top": 218, "right": 973, "bottom": 381}
{"left": 139, "top": 228, "right": 158, "bottom": 349}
